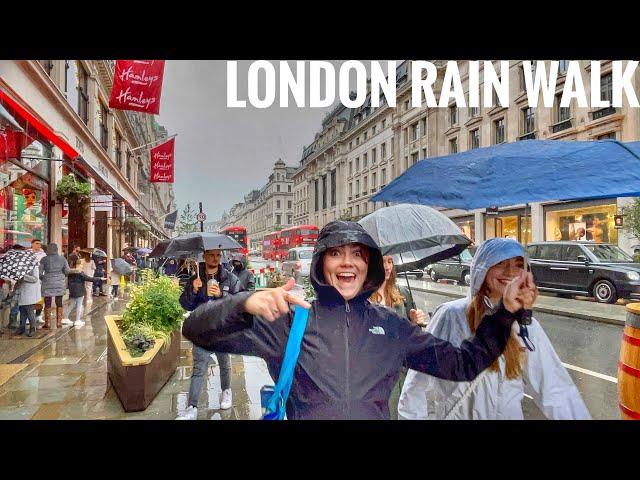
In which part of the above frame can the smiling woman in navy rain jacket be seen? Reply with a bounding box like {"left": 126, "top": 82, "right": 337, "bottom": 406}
{"left": 182, "top": 221, "right": 532, "bottom": 420}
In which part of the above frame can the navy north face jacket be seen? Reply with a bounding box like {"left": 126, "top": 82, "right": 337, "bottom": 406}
{"left": 182, "top": 221, "right": 519, "bottom": 420}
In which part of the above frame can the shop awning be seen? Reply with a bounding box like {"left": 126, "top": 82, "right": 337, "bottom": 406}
{"left": 0, "top": 89, "right": 79, "bottom": 160}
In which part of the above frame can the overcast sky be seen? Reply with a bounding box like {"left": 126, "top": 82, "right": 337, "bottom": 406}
{"left": 156, "top": 60, "right": 394, "bottom": 221}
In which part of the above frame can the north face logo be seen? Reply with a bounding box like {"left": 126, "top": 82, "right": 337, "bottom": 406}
{"left": 369, "top": 326, "right": 385, "bottom": 335}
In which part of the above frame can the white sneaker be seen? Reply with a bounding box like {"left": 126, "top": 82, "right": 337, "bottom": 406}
{"left": 220, "top": 389, "right": 232, "bottom": 410}
{"left": 73, "top": 320, "right": 85, "bottom": 327}
{"left": 61, "top": 318, "right": 73, "bottom": 325}
{"left": 176, "top": 405, "right": 198, "bottom": 420}
{"left": 37, "top": 315, "right": 44, "bottom": 324}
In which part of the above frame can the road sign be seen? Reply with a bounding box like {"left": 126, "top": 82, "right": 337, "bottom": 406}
{"left": 196, "top": 212, "right": 207, "bottom": 222}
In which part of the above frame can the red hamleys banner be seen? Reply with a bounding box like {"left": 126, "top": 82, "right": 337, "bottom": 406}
{"left": 109, "top": 60, "right": 165, "bottom": 114}
{"left": 150, "top": 138, "right": 175, "bottom": 183}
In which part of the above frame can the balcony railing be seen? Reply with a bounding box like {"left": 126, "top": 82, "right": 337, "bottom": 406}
{"left": 590, "top": 106, "right": 617, "bottom": 120}
{"left": 551, "top": 118, "right": 573, "bottom": 133}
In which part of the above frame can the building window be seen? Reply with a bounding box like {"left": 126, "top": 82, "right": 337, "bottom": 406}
{"left": 552, "top": 94, "right": 572, "bottom": 133}
{"left": 314, "top": 179, "right": 319, "bottom": 212}
{"left": 470, "top": 128, "right": 480, "bottom": 149}
{"left": 404, "top": 128, "right": 409, "bottom": 144}
{"left": 601, "top": 73, "right": 613, "bottom": 103}
{"left": 597, "top": 132, "right": 617, "bottom": 140}
{"left": 356, "top": 204, "right": 360, "bottom": 217}
{"left": 372, "top": 172, "right": 377, "bottom": 187}
{"left": 420, "top": 118, "right": 427, "bottom": 137}
{"left": 356, "top": 180, "right": 360, "bottom": 198}
{"left": 469, "top": 106, "right": 480, "bottom": 118}
{"left": 276, "top": 214, "right": 281, "bottom": 225}
{"left": 277, "top": 200, "right": 281, "bottom": 209}
{"left": 331, "top": 169, "right": 336, "bottom": 207}
{"left": 382, "top": 168, "right": 386, "bottom": 184}
{"left": 449, "top": 138, "right": 458, "bottom": 154}
{"left": 372, "top": 125, "right": 376, "bottom": 135}
{"left": 288, "top": 200, "right": 292, "bottom": 209}
{"left": 356, "top": 137, "right": 360, "bottom": 146}
{"left": 349, "top": 182, "right": 353, "bottom": 198}
{"left": 77, "top": 63, "right": 89, "bottom": 125}
{"left": 411, "top": 152, "right": 419, "bottom": 165}
{"left": 349, "top": 161, "right": 353, "bottom": 176}
{"left": 277, "top": 184, "right": 280, "bottom": 192}
{"left": 421, "top": 147, "right": 427, "bottom": 159}
{"left": 287, "top": 214, "right": 292, "bottom": 224}
{"left": 356, "top": 157, "right": 360, "bottom": 171}
{"left": 494, "top": 118, "right": 505, "bottom": 144}
{"left": 39, "top": 60, "right": 54, "bottom": 76}
{"left": 381, "top": 143, "right": 387, "bottom": 160}
{"left": 322, "top": 174, "right": 327, "bottom": 210}
{"left": 558, "top": 60, "right": 570, "bottom": 74}
{"left": 411, "top": 122, "right": 419, "bottom": 141}
{"left": 371, "top": 148, "right": 377, "bottom": 164}
{"left": 382, "top": 119, "right": 386, "bottom": 129}
{"left": 99, "top": 103, "right": 109, "bottom": 150}
{"left": 404, "top": 100, "right": 410, "bottom": 111}
{"left": 449, "top": 106, "right": 458, "bottom": 126}
{"left": 363, "top": 153, "right": 368, "bottom": 168}
{"left": 126, "top": 150, "right": 132, "bottom": 181}
{"left": 349, "top": 141, "right": 352, "bottom": 150}
{"left": 288, "top": 185, "right": 291, "bottom": 192}
{"left": 115, "top": 131, "right": 122, "bottom": 169}
{"left": 521, "top": 107, "right": 536, "bottom": 139}
{"left": 391, "top": 137, "right": 394, "bottom": 153}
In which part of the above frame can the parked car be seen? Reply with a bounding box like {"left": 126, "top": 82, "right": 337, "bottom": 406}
{"left": 281, "top": 247, "right": 314, "bottom": 283}
{"left": 526, "top": 241, "right": 640, "bottom": 303}
{"left": 426, "top": 248, "right": 474, "bottom": 285}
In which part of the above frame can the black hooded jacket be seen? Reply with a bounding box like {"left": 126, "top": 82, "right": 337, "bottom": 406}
{"left": 231, "top": 254, "right": 255, "bottom": 292}
{"left": 180, "top": 263, "right": 240, "bottom": 312}
{"left": 182, "top": 221, "right": 520, "bottom": 420}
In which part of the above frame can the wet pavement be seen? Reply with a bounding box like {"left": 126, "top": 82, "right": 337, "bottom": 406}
{"left": 0, "top": 295, "right": 272, "bottom": 420}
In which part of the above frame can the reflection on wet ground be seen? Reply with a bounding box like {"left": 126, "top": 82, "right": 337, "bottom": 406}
{"left": 0, "top": 296, "right": 273, "bottom": 420}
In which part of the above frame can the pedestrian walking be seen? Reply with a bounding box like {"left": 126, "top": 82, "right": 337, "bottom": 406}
{"left": 66, "top": 254, "right": 106, "bottom": 327}
{"left": 176, "top": 249, "right": 240, "bottom": 420}
{"left": 398, "top": 238, "right": 591, "bottom": 420}
{"left": 30, "top": 239, "right": 46, "bottom": 325}
{"left": 39, "top": 243, "right": 70, "bottom": 329}
{"left": 231, "top": 253, "right": 255, "bottom": 292}
{"left": 15, "top": 264, "right": 41, "bottom": 337}
{"left": 80, "top": 251, "right": 96, "bottom": 306}
{"left": 109, "top": 262, "right": 122, "bottom": 299}
{"left": 182, "top": 221, "right": 535, "bottom": 420}
{"left": 92, "top": 252, "right": 107, "bottom": 297}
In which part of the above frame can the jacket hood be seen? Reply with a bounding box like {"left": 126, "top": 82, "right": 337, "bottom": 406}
{"left": 231, "top": 253, "right": 247, "bottom": 270}
{"left": 469, "top": 238, "right": 525, "bottom": 298}
{"left": 310, "top": 220, "right": 384, "bottom": 303}
{"left": 46, "top": 243, "right": 59, "bottom": 255}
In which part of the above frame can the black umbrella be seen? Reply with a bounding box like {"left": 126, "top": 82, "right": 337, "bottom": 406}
{"left": 92, "top": 248, "right": 107, "bottom": 258}
{"left": 148, "top": 240, "right": 170, "bottom": 258}
{"left": 163, "top": 233, "right": 242, "bottom": 258}
{"left": 0, "top": 249, "right": 39, "bottom": 281}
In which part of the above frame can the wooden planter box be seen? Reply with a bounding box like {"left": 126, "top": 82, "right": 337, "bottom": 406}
{"left": 105, "top": 315, "right": 180, "bottom": 412}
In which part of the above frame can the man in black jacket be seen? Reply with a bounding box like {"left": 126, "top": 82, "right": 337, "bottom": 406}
{"left": 177, "top": 249, "right": 240, "bottom": 420}
{"left": 182, "top": 221, "right": 537, "bottom": 420}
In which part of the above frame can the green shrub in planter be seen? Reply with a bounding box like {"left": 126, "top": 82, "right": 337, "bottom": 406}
{"left": 120, "top": 269, "right": 184, "bottom": 355}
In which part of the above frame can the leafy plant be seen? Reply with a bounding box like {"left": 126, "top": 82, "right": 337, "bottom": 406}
{"left": 266, "top": 270, "right": 286, "bottom": 288}
{"left": 302, "top": 276, "right": 316, "bottom": 301}
{"left": 624, "top": 199, "right": 640, "bottom": 241}
{"left": 56, "top": 174, "right": 91, "bottom": 205}
{"left": 120, "top": 269, "right": 184, "bottom": 354}
{"left": 122, "top": 324, "right": 157, "bottom": 357}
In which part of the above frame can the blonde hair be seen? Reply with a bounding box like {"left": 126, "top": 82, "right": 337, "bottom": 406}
{"left": 466, "top": 283, "right": 525, "bottom": 379}
{"left": 370, "top": 258, "right": 405, "bottom": 308}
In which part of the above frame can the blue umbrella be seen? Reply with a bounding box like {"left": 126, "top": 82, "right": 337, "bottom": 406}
{"left": 137, "top": 247, "right": 153, "bottom": 255}
{"left": 372, "top": 140, "right": 640, "bottom": 209}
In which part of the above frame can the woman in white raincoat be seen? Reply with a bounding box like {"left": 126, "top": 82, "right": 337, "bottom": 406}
{"left": 398, "top": 238, "right": 591, "bottom": 420}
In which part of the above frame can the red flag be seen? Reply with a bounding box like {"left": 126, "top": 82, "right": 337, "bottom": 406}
{"left": 150, "top": 138, "right": 175, "bottom": 183}
{"left": 108, "top": 60, "right": 165, "bottom": 115}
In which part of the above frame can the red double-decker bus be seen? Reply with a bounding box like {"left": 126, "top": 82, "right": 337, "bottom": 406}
{"left": 275, "top": 225, "right": 319, "bottom": 260}
{"left": 220, "top": 225, "right": 248, "bottom": 255}
{"left": 262, "top": 231, "right": 280, "bottom": 260}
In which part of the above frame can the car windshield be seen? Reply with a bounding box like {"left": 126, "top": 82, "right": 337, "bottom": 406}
{"left": 584, "top": 244, "right": 634, "bottom": 262}
{"left": 460, "top": 249, "right": 474, "bottom": 262}
{"left": 298, "top": 250, "right": 313, "bottom": 260}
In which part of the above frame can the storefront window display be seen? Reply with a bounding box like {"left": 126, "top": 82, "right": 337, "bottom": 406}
{"left": 545, "top": 203, "right": 617, "bottom": 244}
{"left": 0, "top": 139, "right": 49, "bottom": 251}
{"left": 453, "top": 216, "right": 475, "bottom": 243}
{"left": 485, "top": 212, "right": 531, "bottom": 244}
